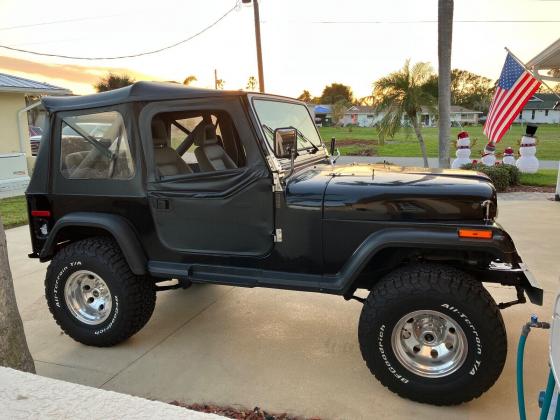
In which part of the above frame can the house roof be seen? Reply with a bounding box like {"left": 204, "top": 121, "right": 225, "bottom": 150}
{"left": 522, "top": 93, "right": 560, "bottom": 110}
{"left": 346, "top": 105, "right": 376, "bottom": 114}
{"left": 527, "top": 37, "right": 560, "bottom": 81}
{"left": 0, "top": 73, "right": 72, "bottom": 95}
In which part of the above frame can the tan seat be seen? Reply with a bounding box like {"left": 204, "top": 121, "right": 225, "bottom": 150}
{"left": 193, "top": 124, "right": 237, "bottom": 172}
{"left": 152, "top": 118, "right": 191, "bottom": 177}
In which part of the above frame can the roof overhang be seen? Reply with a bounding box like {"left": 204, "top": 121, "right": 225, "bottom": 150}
{"left": 0, "top": 86, "right": 72, "bottom": 96}
{"left": 527, "top": 37, "right": 560, "bottom": 82}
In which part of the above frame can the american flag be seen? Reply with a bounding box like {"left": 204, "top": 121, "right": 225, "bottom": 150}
{"left": 484, "top": 53, "right": 541, "bottom": 143}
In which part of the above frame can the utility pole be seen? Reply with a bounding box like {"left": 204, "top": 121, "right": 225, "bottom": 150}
{"left": 243, "top": 0, "right": 265, "bottom": 93}
{"left": 214, "top": 69, "right": 218, "bottom": 90}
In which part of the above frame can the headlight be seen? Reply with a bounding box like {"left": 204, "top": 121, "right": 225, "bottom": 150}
{"left": 549, "top": 293, "right": 560, "bottom": 387}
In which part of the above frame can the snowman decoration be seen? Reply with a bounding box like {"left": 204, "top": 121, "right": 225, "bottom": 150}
{"left": 451, "top": 131, "right": 472, "bottom": 169}
{"left": 516, "top": 124, "right": 539, "bottom": 173}
{"left": 502, "top": 147, "right": 516, "bottom": 165}
{"left": 481, "top": 141, "right": 497, "bottom": 166}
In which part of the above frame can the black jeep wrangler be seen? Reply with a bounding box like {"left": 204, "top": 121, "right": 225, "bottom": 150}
{"left": 26, "top": 82, "right": 542, "bottom": 406}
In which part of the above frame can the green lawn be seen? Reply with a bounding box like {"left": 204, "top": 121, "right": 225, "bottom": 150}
{"left": 519, "top": 169, "right": 558, "bottom": 187}
{"left": 0, "top": 196, "right": 28, "bottom": 229}
{"left": 319, "top": 124, "right": 560, "bottom": 159}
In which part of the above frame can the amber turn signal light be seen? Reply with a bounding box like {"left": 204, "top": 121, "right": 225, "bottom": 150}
{"left": 458, "top": 229, "right": 492, "bottom": 239}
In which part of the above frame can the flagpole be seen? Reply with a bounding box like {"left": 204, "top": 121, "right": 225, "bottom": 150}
{"left": 505, "top": 47, "right": 560, "bottom": 101}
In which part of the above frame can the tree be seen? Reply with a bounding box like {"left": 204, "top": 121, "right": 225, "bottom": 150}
{"left": 438, "top": 0, "right": 454, "bottom": 169}
{"left": 94, "top": 73, "right": 135, "bottom": 92}
{"left": 330, "top": 100, "right": 349, "bottom": 126}
{"left": 0, "top": 215, "right": 35, "bottom": 373}
{"left": 373, "top": 60, "right": 435, "bottom": 168}
{"left": 246, "top": 76, "right": 257, "bottom": 91}
{"left": 320, "top": 83, "right": 353, "bottom": 104}
{"left": 183, "top": 75, "right": 197, "bottom": 86}
{"left": 424, "top": 69, "right": 493, "bottom": 112}
{"left": 297, "top": 90, "right": 313, "bottom": 103}
{"left": 216, "top": 79, "right": 225, "bottom": 90}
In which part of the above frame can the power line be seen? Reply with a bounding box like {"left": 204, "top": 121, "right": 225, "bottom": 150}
{"left": 263, "top": 19, "right": 560, "bottom": 24}
{"left": 0, "top": 15, "right": 121, "bottom": 32}
{"left": 0, "top": 2, "right": 239, "bottom": 60}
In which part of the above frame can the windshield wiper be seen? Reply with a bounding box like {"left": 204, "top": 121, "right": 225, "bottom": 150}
{"left": 296, "top": 129, "right": 320, "bottom": 153}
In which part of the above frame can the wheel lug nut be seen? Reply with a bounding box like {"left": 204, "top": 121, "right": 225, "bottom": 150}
{"left": 87, "top": 297, "right": 94, "bottom": 304}
{"left": 430, "top": 349, "right": 439, "bottom": 358}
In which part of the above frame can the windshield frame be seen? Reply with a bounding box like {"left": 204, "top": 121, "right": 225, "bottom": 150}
{"left": 249, "top": 95, "right": 325, "bottom": 161}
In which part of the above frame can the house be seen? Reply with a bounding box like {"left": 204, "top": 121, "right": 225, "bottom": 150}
{"left": 418, "top": 105, "right": 482, "bottom": 127}
{"left": 341, "top": 105, "right": 379, "bottom": 127}
{"left": 0, "top": 73, "right": 71, "bottom": 167}
{"left": 514, "top": 93, "right": 560, "bottom": 124}
{"left": 0, "top": 73, "right": 71, "bottom": 197}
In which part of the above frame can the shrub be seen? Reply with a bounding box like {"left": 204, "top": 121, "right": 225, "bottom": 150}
{"left": 481, "top": 166, "right": 510, "bottom": 192}
{"left": 460, "top": 162, "right": 513, "bottom": 192}
{"left": 500, "top": 164, "right": 520, "bottom": 186}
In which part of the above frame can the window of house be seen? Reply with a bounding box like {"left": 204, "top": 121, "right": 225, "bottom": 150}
{"left": 60, "top": 111, "right": 134, "bottom": 180}
{"left": 519, "top": 111, "right": 523, "bottom": 119}
{"left": 150, "top": 110, "right": 245, "bottom": 178}
{"left": 531, "top": 110, "right": 536, "bottom": 120}
{"left": 545, "top": 110, "right": 549, "bottom": 116}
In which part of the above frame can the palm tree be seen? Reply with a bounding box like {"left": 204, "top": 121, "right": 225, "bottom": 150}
{"left": 373, "top": 60, "right": 435, "bottom": 167}
{"left": 94, "top": 72, "right": 135, "bottom": 92}
{"left": 183, "top": 75, "right": 197, "bottom": 86}
{"left": 216, "top": 79, "right": 225, "bottom": 90}
{"left": 438, "top": 0, "right": 454, "bottom": 168}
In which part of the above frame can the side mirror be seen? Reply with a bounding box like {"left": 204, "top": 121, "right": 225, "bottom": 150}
{"left": 330, "top": 137, "right": 336, "bottom": 155}
{"left": 273, "top": 127, "right": 298, "bottom": 159}
{"left": 329, "top": 136, "right": 340, "bottom": 165}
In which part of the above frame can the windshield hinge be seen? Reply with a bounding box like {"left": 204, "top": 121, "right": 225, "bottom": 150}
{"left": 273, "top": 228, "right": 283, "bottom": 243}
{"left": 266, "top": 155, "right": 284, "bottom": 192}
{"left": 272, "top": 172, "right": 283, "bottom": 192}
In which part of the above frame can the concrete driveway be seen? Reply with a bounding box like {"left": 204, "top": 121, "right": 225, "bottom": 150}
{"left": 7, "top": 195, "right": 560, "bottom": 420}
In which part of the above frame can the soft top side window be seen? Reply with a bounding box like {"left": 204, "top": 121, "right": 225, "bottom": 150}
{"left": 60, "top": 111, "right": 134, "bottom": 180}
{"left": 150, "top": 110, "right": 246, "bottom": 179}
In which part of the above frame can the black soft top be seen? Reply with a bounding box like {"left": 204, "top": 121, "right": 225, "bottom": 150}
{"left": 42, "top": 81, "right": 245, "bottom": 112}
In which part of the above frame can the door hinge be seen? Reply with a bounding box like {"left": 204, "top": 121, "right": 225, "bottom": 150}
{"left": 273, "top": 228, "right": 283, "bottom": 243}
{"left": 272, "top": 172, "right": 283, "bottom": 192}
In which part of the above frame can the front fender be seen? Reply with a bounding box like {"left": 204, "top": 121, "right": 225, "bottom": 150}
{"left": 40, "top": 212, "right": 147, "bottom": 275}
{"left": 318, "top": 225, "right": 542, "bottom": 304}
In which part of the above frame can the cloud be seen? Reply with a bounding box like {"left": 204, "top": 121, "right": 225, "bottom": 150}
{"left": 0, "top": 55, "right": 157, "bottom": 86}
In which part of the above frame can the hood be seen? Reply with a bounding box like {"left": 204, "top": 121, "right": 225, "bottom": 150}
{"left": 289, "top": 163, "right": 496, "bottom": 222}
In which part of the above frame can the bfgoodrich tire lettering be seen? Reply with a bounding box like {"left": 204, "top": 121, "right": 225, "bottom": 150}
{"left": 358, "top": 263, "right": 506, "bottom": 405}
{"left": 45, "top": 237, "right": 155, "bottom": 347}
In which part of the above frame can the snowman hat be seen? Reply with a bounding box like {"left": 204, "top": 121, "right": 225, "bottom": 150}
{"left": 504, "top": 146, "right": 514, "bottom": 154}
{"left": 525, "top": 123, "right": 538, "bottom": 137}
{"left": 458, "top": 131, "right": 469, "bottom": 139}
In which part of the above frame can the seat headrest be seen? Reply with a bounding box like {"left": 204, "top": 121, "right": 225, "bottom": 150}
{"left": 193, "top": 123, "right": 218, "bottom": 147}
{"left": 151, "top": 118, "right": 169, "bottom": 147}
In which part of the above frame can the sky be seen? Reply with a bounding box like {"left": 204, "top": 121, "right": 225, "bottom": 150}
{"left": 0, "top": 0, "right": 558, "bottom": 98}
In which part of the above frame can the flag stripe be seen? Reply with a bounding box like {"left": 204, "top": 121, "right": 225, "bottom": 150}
{"left": 491, "top": 79, "right": 534, "bottom": 139}
{"left": 484, "top": 54, "right": 541, "bottom": 144}
{"left": 485, "top": 73, "right": 532, "bottom": 138}
{"left": 486, "top": 74, "right": 533, "bottom": 139}
{"left": 492, "top": 80, "right": 540, "bottom": 142}
{"left": 489, "top": 76, "right": 537, "bottom": 141}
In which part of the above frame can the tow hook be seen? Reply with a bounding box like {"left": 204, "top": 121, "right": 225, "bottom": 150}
{"left": 498, "top": 286, "right": 527, "bottom": 310}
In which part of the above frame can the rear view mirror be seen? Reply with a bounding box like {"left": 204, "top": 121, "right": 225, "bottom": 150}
{"left": 273, "top": 128, "right": 298, "bottom": 159}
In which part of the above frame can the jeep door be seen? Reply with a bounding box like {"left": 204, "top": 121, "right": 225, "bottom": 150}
{"left": 140, "top": 97, "right": 274, "bottom": 257}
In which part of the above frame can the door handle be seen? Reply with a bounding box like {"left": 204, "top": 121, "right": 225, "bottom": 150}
{"left": 154, "top": 198, "right": 170, "bottom": 210}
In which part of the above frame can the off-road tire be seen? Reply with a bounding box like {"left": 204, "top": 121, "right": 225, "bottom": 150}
{"left": 358, "top": 263, "right": 507, "bottom": 405}
{"left": 45, "top": 237, "right": 156, "bottom": 347}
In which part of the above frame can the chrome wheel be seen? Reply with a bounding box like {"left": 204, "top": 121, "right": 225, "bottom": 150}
{"left": 391, "top": 309, "right": 468, "bottom": 378}
{"left": 64, "top": 270, "right": 112, "bottom": 325}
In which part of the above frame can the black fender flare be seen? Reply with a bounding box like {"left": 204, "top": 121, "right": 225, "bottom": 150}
{"left": 319, "top": 226, "right": 532, "bottom": 295}
{"left": 40, "top": 212, "right": 147, "bottom": 275}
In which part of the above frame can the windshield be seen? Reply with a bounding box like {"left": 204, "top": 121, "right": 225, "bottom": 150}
{"left": 253, "top": 99, "right": 322, "bottom": 152}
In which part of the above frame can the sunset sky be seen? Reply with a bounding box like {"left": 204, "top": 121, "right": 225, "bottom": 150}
{"left": 0, "top": 0, "right": 558, "bottom": 98}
